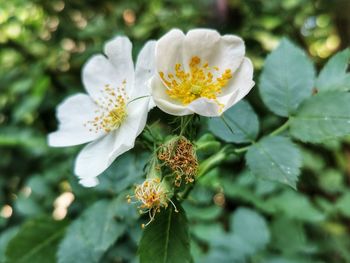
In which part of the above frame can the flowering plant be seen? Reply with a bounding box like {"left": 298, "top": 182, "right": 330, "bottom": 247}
{"left": 44, "top": 28, "right": 350, "bottom": 262}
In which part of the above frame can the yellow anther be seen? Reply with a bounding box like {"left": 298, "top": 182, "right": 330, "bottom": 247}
{"left": 85, "top": 81, "right": 128, "bottom": 133}
{"left": 159, "top": 56, "right": 232, "bottom": 106}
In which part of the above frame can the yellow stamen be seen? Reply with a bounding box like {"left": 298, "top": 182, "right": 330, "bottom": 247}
{"left": 85, "top": 81, "right": 128, "bottom": 133}
{"left": 159, "top": 56, "right": 232, "bottom": 106}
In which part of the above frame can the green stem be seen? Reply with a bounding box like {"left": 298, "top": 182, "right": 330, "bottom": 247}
{"left": 179, "top": 183, "right": 195, "bottom": 201}
{"left": 269, "top": 119, "right": 290, "bottom": 136}
{"left": 197, "top": 146, "right": 228, "bottom": 178}
{"left": 224, "top": 119, "right": 290, "bottom": 155}
{"left": 178, "top": 146, "right": 228, "bottom": 201}
{"left": 178, "top": 119, "right": 291, "bottom": 202}
{"left": 179, "top": 115, "right": 194, "bottom": 137}
{"left": 234, "top": 145, "right": 251, "bottom": 153}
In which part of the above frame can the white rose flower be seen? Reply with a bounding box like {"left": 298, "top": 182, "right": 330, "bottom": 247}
{"left": 48, "top": 37, "right": 156, "bottom": 187}
{"left": 150, "top": 28, "right": 255, "bottom": 117}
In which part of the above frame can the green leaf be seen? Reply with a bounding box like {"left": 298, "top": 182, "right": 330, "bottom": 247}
{"left": 208, "top": 100, "right": 259, "bottom": 143}
{"left": 271, "top": 217, "right": 308, "bottom": 254}
{"left": 230, "top": 207, "right": 270, "bottom": 253}
{"left": 221, "top": 178, "right": 277, "bottom": 214}
{"left": 316, "top": 48, "right": 350, "bottom": 92}
{"left": 183, "top": 202, "right": 222, "bottom": 221}
{"left": 5, "top": 217, "right": 67, "bottom": 263}
{"left": 290, "top": 91, "right": 350, "bottom": 143}
{"left": 336, "top": 192, "right": 350, "bottom": 217}
{"left": 260, "top": 38, "right": 315, "bottom": 117}
{"left": 245, "top": 136, "right": 302, "bottom": 188}
{"left": 138, "top": 202, "right": 191, "bottom": 263}
{"left": 319, "top": 169, "right": 344, "bottom": 194}
{"left": 200, "top": 207, "right": 270, "bottom": 262}
{"left": 97, "top": 152, "right": 148, "bottom": 193}
{"left": 0, "top": 227, "right": 19, "bottom": 262}
{"left": 57, "top": 200, "right": 126, "bottom": 263}
{"left": 266, "top": 190, "right": 325, "bottom": 222}
{"left": 191, "top": 223, "right": 225, "bottom": 243}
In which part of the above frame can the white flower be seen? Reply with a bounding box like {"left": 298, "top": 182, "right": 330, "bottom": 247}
{"left": 150, "top": 28, "right": 255, "bottom": 117}
{"left": 48, "top": 37, "right": 156, "bottom": 187}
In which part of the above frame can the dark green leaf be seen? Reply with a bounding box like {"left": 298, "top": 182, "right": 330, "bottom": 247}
{"left": 260, "top": 38, "right": 315, "bottom": 116}
{"left": 208, "top": 100, "right": 259, "bottom": 143}
{"left": 290, "top": 91, "right": 350, "bottom": 143}
{"left": 246, "top": 136, "right": 302, "bottom": 188}
{"left": 5, "top": 217, "right": 68, "bottom": 263}
{"left": 138, "top": 202, "right": 191, "bottom": 263}
{"left": 57, "top": 200, "right": 126, "bottom": 263}
{"left": 316, "top": 48, "right": 350, "bottom": 92}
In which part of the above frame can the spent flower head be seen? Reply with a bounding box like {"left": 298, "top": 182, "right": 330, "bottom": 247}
{"left": 158, "top": 136, "right": 198, "bottom": 187}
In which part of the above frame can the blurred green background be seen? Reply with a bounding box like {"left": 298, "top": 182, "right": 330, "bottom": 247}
{"left": 1, "top": 0, "right": 350, "bottom": 262}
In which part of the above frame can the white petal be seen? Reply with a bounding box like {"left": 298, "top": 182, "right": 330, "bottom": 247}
{"left": 79, "top": 177, "right": 99, "bottom": 188}
{"left": 82, "top": 37, "right": 134, "bottom": 102}
{"left": 74, "top": 119, "right": 138, "bottom": 182}
{"left": 150, "top": 76, "right": 193, "bottom": 116}
{"left": 48, "top": 93, "right": 104, "bottom": 147}
{"left": 125, "top": 98, "right": 150, "bottom": 136}
{"left": 188, "top": 98, "right": 221, "bottom": 117}
{"left": 156, "top": 29, "right": 185, "bottom": 73}
{"left": 104, "top": 36, "right": 134, "bottom": 86}
{"left": 186, "top": 58, "right": 254, "bottom": 116}
{"left": 183, "top": 29, "right": 245, "bottom": 73}
{"left": 220, "top": 57, "right": 255, "bottom": 111}
{"left": 134, "top": 40, "right": 156, "bottom": 98}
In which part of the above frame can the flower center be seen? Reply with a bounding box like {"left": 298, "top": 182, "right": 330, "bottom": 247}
{"left": 159, "top": 56, "right": 233, "bottom": 105}
{"left": 134, "top": 178, "right": 166, "bottom": 209}
{"left": 85, "top": 81, "right": 128, "bottom": 133}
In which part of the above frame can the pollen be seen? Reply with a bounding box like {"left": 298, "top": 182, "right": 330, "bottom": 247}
{"left": 159, "top": 56, "right": 232, "bottom": 106}
{"left": 85, "top": 81, "right": 128, "bottom": 133}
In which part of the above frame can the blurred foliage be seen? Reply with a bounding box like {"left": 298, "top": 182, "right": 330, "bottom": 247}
{"left": 0, "top": 0, "right": 350, "bottom": 262}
